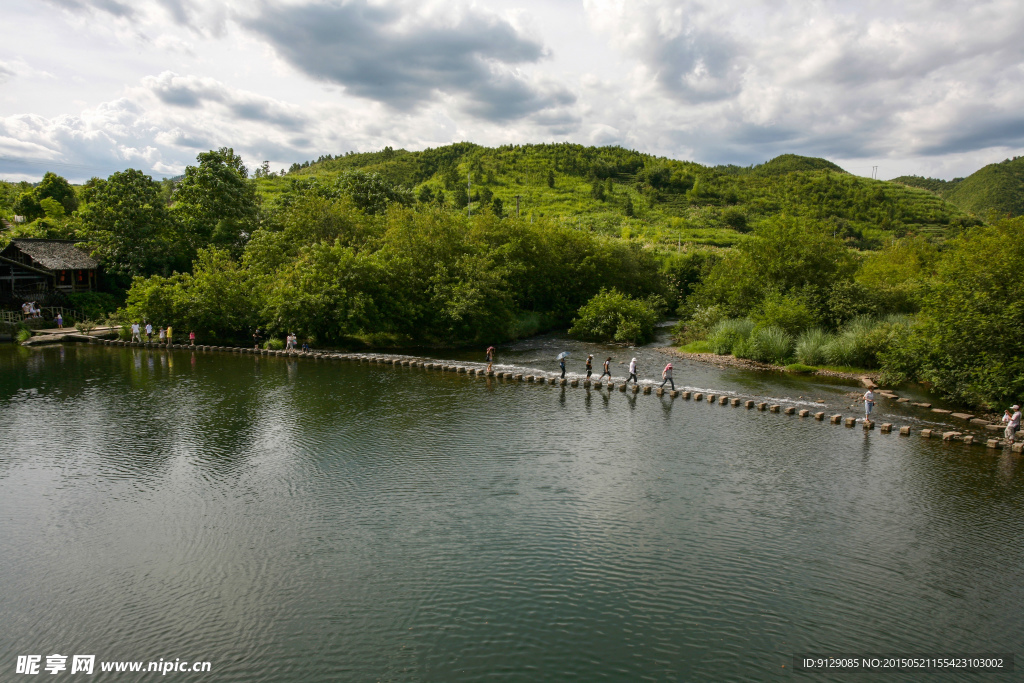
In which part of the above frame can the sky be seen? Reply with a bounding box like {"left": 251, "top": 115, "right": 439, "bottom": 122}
{"left": 1, "top": 0, "right": 1023, "bottom": 183}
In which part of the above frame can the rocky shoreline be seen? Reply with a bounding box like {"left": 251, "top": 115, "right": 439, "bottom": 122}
{"left": 660, "top": 348, "right": 880, "bottom": 384}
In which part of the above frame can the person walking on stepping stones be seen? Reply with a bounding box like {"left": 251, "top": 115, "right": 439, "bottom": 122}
{"left": 131, "top": 322, "right": 142, "bottom": 342}
{"left": 599, "top": 357, "right": 612, "bottom": 380}
{"left": 485, "top": 345, "right": 495, "bottom": 373}
{"left": 559, "top": 355, "right": 567, "bottom": 378}
{"left": 863, "top": 388, "right": 875, "bottom": 421}
{"left": 660, "top": 362, "right": 675, "bottom": 390}
{"left": 585, "top": 354, "right": 593, "bottom": 379}
{"left": 145, "top": 322, "right": 153, "bottom": 342}
{"left": 627, "top": 358, "right": 638, "bottom": 384}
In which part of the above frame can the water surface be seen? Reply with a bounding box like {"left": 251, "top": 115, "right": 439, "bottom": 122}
{"left": 1, "top": 343, "right": 1021, "bottom": 681}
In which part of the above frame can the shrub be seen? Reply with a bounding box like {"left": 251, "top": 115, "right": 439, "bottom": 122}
{"left": 263, "top": 337, "right": 285, "bottom": 350}
{"left": 74, "top": 319, "right": 97, "bottom": 335}
{"left": 795, "top": 328, "right": 831, "bottom": 366}
{"left": 16, "top": 327, "right": 32, "bottom": 343}
{"left": 749, "top": 325, "right": 793, "bottom": 364}
{"left": 569, "top": 288, "right": 662, "bottom": 345}
{"left": 786, "top": 363, "right": 816, "bottom": 373}
{"left": 708, "top": 318, "right": 754, "bottom": 355}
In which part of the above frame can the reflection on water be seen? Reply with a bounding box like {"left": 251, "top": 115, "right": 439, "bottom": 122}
{"left": 1, "top": 343, "right": 1022, "bottom": 682}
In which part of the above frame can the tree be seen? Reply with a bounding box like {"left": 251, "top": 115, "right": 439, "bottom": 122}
{"left": 623, "top": 195, "right": 635, "bottom": 217}
{"left": 491, "top": 196, "right": 504, "bottom": 218}
{"left": 13, "top": 192, "right": 43, "bottom": 221}
{"left": 453, "top": 184, "right": 469, "bottom": 209}
{"left": 80, "top": 169, "right": 181, "bottom": 280}
{"left": 417, "top": 185, "right": 434, "bottom": 204}
{"left": 36, "top": 172, "right": 79, "bottom": 214}
{"left": 901, "top": 217, "right": 1024, "bottom": 407}
{"left": 547, "top": 169, "right": 555, "bottom": 188}
{"left": 569, "top": 288, "right": 663, "bottom": 345}
{"left": 334, "top": 171, "right": 413, "bottom": 215}
{"left": 172, "top": 148, "right": 259, "bottom": 259}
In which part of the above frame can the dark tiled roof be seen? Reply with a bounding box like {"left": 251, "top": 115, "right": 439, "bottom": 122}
{"left": 9, "top": 239, "right": 98, "bottom": 270}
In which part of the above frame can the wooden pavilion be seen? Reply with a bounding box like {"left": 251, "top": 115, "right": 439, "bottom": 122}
{"left": 0, "top": 239, "right": 99, "bottom": 298}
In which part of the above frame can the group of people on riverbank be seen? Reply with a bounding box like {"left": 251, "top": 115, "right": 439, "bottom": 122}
{"left": 21, "top": 301, "right": 43, "bottom": 319}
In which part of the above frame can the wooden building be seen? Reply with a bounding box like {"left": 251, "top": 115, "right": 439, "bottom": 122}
{"left": 0, "top": 239, "right": 99, "bottom": 297}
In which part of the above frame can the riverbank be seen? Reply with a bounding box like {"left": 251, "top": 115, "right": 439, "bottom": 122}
{"left": 660, "top": 347, "right": 881, "bottom": 384}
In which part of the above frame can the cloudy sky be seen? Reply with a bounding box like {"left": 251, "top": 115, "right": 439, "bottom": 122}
{"left": 2, "top": 0, "right": 1023, "bottom": 182}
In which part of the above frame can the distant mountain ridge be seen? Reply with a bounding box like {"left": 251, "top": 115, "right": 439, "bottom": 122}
{"left": 892, "top": 156, "right": 1024, "bottom": 217}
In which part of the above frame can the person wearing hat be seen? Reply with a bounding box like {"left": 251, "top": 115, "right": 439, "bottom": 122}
{"left": 585, "top": 354, "right": 593, "bottom": 379}
{"left": 627, "top": 357, "right": 638, "bottom": 385}
{"left": 660, "top": 362, "right": 675, "bottom": 390}
{"left": 1002, "top": 405, "right": 1021, "bottom": 443}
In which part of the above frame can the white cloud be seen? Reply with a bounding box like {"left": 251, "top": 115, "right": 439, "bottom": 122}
{"left": 3, "top": 0, "right": 1023, "bottom": 182}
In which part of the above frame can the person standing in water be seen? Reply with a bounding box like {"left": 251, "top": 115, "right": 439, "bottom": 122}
{"left": 660, "top": 362, "right": 675, "bottom": 390}
{"left": 863, "top": 388, "right": 875, "bottom": 421}
{"left": 585, "top": 354, "right": 593, "bottom": 379}
{"left": 599, "top": 357, "right": 612, "bottom": 380}
{"left": 559, "top": 355, "right": 567, "bottom": 378}
{"left": 627, "top": 357, "right": 638, "bottom": 385}
{"left": 485, "top": 346, "right": 496, "bottom": 373}
{"left": 1002, "top": 404, "right": 1021, "bottom": 443}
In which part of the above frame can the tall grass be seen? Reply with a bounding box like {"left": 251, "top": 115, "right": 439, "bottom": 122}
{"left": 708, "top": 318, "right": 754, "bottom": 355}
{"left": 749, "top": 325, "right": 794, "bottom": 364}
{"left": 795, "top": 328, "right": 830, "bottom": 366}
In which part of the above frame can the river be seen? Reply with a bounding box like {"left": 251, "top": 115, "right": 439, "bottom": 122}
{"left": 1, "top": 337, "right": 1021, "bottom": 681}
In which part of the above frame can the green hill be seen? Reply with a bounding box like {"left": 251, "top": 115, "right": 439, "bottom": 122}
{"left": 892, "top": 156, "right": 1024, "bottom": 218}
{"left": 256, "top": 145, "right": 974, "bottom": 249}
{"left": 944, "top": 157, "right": 1024, "bottom": 217}
{"left": 749, "top": 154, "right": 847, "bottom": 176}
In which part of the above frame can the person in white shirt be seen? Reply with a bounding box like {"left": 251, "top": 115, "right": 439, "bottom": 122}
{"left": 627, "top": 357, "right": 638, "bottom": 385}
{"left": 1002, "top": 404, "right": 1021, "bottom": 443}
{"left": 145, "top": 322, "right": 153, "bottom": 342}
{"left": 863, "top": 389, "right": 875, "bottom": 421}
{"left": 131, "top": 322, "right": 142, "bottom": 342}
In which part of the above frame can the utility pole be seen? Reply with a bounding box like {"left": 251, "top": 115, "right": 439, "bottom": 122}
{"left": 871, "top": 166, "right": 878, "bottom": 180}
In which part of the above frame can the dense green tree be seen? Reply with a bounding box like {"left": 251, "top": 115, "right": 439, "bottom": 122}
{"left": 80, "top": 168, "right": 181, "bottom": 280}
{"left": 12, "top": 192, "right": 43, "bottom": 222}
{"left": 335, "top": 170, "right": 413, "bottom": 215}
{"left": 36, "top": 171, "right": 79, "bottom": 214}
{"left": 569, "top": 288, "right": 663, "bottom": 345}
{"left": 172, "top": 148, "right": 259, "bottom": 258}
{"left": 892, "top": 217, "right": 1024, "bottom": 407}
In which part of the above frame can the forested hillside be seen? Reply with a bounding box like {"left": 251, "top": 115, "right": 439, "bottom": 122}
{"left": 266, "top": 144, "right": 972, "bottom": 249}
{"left": 892, "top": 156, "right": 1024, "bottom": 217}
